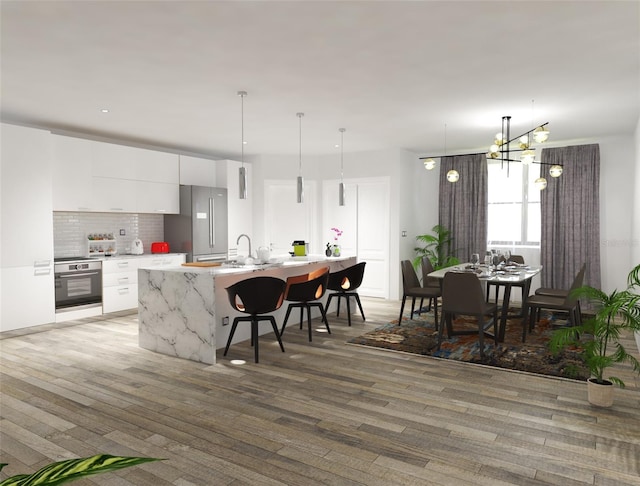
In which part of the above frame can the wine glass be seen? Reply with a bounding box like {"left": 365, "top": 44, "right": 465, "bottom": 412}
{"left": 504, "top": 250, "right": 511, "bottom": 264}
{"left": 470, "top": 253, "right": 480, "bottom": 268}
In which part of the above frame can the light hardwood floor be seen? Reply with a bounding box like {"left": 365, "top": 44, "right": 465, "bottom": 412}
{"left": 1, "top": 298, "right": 639, "bottom": 485}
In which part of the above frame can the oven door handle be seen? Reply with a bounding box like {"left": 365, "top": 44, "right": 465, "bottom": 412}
{"left": 58, "top": 272, "right": 100, "bottom": 278}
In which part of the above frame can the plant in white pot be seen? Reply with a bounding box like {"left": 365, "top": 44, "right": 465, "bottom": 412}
{"left": 550, "top": 263, "right": 640, "bottom": 407}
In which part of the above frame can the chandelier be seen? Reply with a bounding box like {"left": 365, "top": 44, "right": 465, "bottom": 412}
{"left": 420, "top": 115, "right": 562, "bottom": 189}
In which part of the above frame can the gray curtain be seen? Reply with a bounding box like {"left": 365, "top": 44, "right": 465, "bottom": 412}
{"left": 439, "top": 154, "right": 488, "bottom": 262}
{"left": 540, "top": 144, "right": 601, "bottom": 289}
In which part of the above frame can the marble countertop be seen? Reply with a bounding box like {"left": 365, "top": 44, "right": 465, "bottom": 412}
{"left": 143, "top": 254, "right": 354, "bottom": 277}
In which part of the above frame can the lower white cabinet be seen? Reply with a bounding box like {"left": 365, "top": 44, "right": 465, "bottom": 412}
{"left": 102, "top": 255, "right": 185, "bottom": 313}
{"left": 1, "top": 264, "right": 55, "bottom": 332}
{"left": 102, "top": 259, "right": 138, "bottom": 313}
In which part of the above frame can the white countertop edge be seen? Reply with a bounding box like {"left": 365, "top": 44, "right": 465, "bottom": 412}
{"left": 138, "top": 255, "right": 355, "bottom": 276}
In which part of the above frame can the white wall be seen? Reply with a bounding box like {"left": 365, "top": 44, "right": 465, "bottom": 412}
{"left": 598, "top": 134, "right": 637, "bottom": 292}
{"left": 632, "top": 117, "right": 640, "bottom": 267}
{"left": 250, "top": 148, "right": 419, "bottom": 300}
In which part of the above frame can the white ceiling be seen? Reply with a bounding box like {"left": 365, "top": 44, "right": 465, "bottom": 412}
{"left": 1, "top": 1, "right": 638, "bottom": 160}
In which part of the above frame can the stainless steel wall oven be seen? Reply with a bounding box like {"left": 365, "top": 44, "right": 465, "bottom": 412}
{"left": 54, "top": 258, "right": 102, "bottom": 312}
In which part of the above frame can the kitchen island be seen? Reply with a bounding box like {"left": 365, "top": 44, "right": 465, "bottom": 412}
{"left": 138, "top": 255, "right": 357, "bottom": 364}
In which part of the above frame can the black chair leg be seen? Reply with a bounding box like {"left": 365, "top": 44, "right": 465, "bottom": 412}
{"left": 398, "top": 296, "right": 407, "bottom": 325}
{"left": 223, "top": 319, "right": 240, "bottom": 356}
{"left": 281, "top": 305, "right": 294, "bottom": 335}
{"left": 251, "top": 318, "right": 259, "bottom": 363}
{"left": 268, "top": 316, "right": 285, "bottom": 353}
{"left": 354, "top": 294, "right": 365, "bottom": 321}
{"left": 326, "top": 294, "right": 335, "bottom": 316}
{"left": 410, "top": 297, "right": 416, "bottom": 319}
{"left": 317, "top": 303, "right": 331, "bottom": 334}
{"left": 336, "top": 295, "right": 341, "bottom": 317}
{"left": 306, "top": 304, "right": 313, "bottom": 341}
{"left": 345, "top": 295, "right": 352, "bottom": 326}
{"left": 299, "top": 306, "right": 304, "bottom": 329}
{"left": 477, "top": 314, "right": 485, "bottom": 360}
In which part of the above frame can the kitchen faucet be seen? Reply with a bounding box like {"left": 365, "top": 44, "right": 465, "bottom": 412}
{"left": 236, "top": 234, "right": 252, "bottom": 258}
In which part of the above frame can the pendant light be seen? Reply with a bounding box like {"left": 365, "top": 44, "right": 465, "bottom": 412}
{"left": 238, "top": 90, "right": 248, "bottom": 199}
{"left": 338, "top": 128, "right": 346, "bottom": 206}
{"left": 296, "top": 112, "right": 304, "bottom": 203}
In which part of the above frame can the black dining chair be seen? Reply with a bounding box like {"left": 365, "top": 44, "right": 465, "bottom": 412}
{"left": 438, "top": 272, "right": 498, "bottom": 359}
{"left": 522, "top": 265, "right": 586, "bottom": 342}
{"left": 325, "top": 262, "right": 366, "bottom": 326}
{"left": 399, "top": 260, "right": 440, "bottom": 328}
{"left": 281, "top": 267, "right": 331, "bottom": 341}
{"left": 419, "top": 256, "right": 441, "bottom": 314}
{"left": 224, "top": 276, "right": 287, "bottom": 363}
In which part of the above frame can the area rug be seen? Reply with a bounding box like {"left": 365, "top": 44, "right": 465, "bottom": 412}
{"left": 348, "top": 307, "right": 589, "bottom": 381}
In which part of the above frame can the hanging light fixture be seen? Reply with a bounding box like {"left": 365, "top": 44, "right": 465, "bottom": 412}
{"left": 237, "top": 91, "right": 248, "bottom": 199}
{"left": 534, "top": 177, "right": 548, "bottom": 190}
{"left": 549, "top": 165, "right": 563, "bottom": 177}
{"left": 296, "top": 112, "right": 304, "bottom": 203}
{"left": 419, "top": 105, "right": 558, "bottom": 188}
{"left": 338, "top": 128, "right": 346, "bottom": 206}
{"left": 447, "top": 170, "right": 460, "bottom": 182}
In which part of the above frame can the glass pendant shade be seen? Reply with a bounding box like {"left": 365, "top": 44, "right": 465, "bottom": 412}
{"left": 239, "top": 167, "right": 247, "bottom": 199}
{"left": 423, "top": 158, "right": 436, "bottom": 170}
{"left": 534, "top": 177, "right": 547, "bottom": 190}
{"left": 519, "top": 135, "right": 530, "bottom": 149}
{"left": 520, "top": 149, "right": 535, "bottom": 165}
{"left": 533, "top": 126, "right": 550, "bottom": 143}
{"left": 549, "top": 165, "right": 563, "bottom": 177}
{"left": 447, "top": 169, "right": 459, "bottom": 183}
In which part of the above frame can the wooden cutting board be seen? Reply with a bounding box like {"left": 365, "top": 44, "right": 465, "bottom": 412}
{"left": 181, "top": 262, "right": 223, "bottom": 267}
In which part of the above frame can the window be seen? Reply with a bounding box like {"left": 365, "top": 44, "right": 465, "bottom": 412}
{"left": 487, "top": 161, "right": 540, "bottom": 246}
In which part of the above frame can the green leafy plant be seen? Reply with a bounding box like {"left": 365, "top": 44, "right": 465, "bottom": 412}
{"left": 549, "top": 263, "right": 640, "bottom": 387}
{"left": 0, "top": 454, "right": 162, "bottom": 485}
{"left": 413, "top": 224, "right": 460, "bottom": 270}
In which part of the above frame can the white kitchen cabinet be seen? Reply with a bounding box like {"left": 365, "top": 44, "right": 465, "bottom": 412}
{"left": 102, "top": 255, "right": 185, "bottom": 313}
{"left": 136, "top": 181, "right": 179, "bottom": 214}
{"left": 92, "top": 177, "right": 137, "bottom": 212}
{"left": 179, "top": 155, "right": 218, "bottom": 186}
{"left": 102, "top": 258, "right": 139, "bottom": 313}
{"left": 93, "top": 141, "right": 179, "bottom": 183}
{"left": 52, "top": 135, "right": 95, "bottom": 211}
{"left": 0, "top": 123, "right": 55, "bottom": 331}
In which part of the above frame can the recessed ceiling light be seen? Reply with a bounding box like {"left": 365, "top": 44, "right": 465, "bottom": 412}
{"left": 335, "top": 144, "right": 340, "bottom": 148}
{"left": 242, "top": 141, "right": 247, "bottom": 145}
{"left": 100, "top": 108, "right": 109, "bottom": 113}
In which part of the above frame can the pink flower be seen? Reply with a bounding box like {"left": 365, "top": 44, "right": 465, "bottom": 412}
{"left": 331, "top": 227, "right": 343, "bottom": 241}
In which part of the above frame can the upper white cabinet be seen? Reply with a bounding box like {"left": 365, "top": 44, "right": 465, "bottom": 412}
{"left": 52, "top": 135, "right": 95, "bottom": 211}
{"left": 136, "top": 181, "right": 179, "bottom": 214}
{"left": 179, "top": 155, "right": 218, "bottom": 186}
{"left": 52, "top": 135, "right": 180, "bottom": 213}
{"left": 93, "top": 141, "right": 179, "bottom": 183}
{"left": 1, "top": 124, "right": 54, "bottom": 267}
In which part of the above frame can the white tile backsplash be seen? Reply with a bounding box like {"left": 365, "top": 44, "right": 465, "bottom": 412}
{"left": 53, "top": 212, "right": 164, "bottom": 258}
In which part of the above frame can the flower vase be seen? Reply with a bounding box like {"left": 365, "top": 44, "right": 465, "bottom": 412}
{"left": 332, "top": 245, "right": 341, "bottom": 257}
{"left": 325, "top": 248, "right": 332, "bottom": 257}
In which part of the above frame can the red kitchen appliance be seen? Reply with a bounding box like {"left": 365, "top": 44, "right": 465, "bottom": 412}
{"left": 151, "top": 242, "right": 170, "bottom": 254}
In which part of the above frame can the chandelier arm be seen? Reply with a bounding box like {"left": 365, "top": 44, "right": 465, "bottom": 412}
{"left": 506, "top": 122, "right": 550, "bottom": 145}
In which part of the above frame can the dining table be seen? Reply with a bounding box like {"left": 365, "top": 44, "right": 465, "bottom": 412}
{"left": 428, "top": 262, "right": 542, "bottom": 342}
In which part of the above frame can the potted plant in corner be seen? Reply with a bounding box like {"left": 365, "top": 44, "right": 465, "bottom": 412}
{"left": 413, "top": 224, "right": 460, "bottom": 270}
{"left": 549, "top": 263, "right": 640, "bottom": 407}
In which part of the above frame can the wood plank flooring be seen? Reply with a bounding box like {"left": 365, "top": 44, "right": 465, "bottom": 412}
{"left": 1, "top": 298, "right": 639, "bottom": 485}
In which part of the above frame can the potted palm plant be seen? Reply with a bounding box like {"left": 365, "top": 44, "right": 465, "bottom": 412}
{"left": 413, "top": 224, "right": 460, "bottom": 270}
{"left": 549, "top": 263, "right": 640, "bottom": 407}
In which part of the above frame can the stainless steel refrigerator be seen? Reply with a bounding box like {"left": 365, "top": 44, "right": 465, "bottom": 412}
{"left": 164, "top": 185, "right": 228, "bottom": 263}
